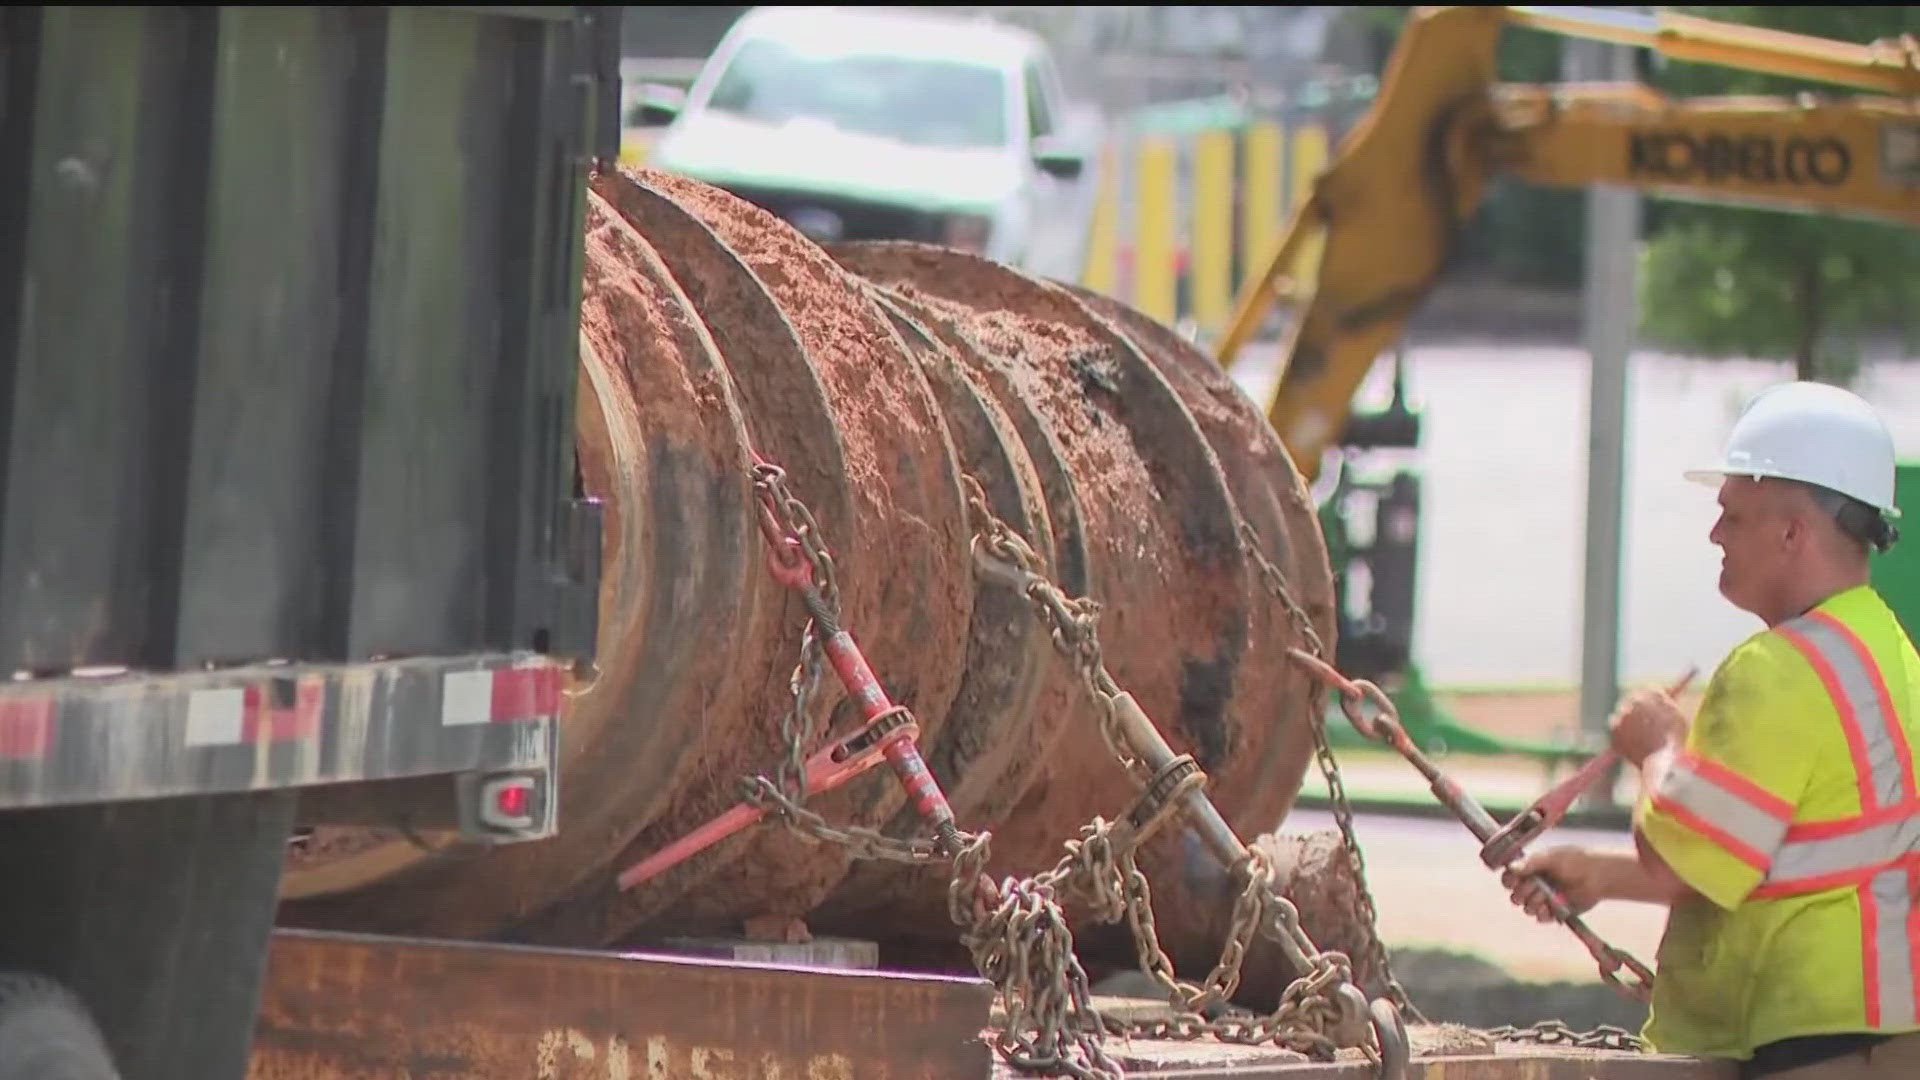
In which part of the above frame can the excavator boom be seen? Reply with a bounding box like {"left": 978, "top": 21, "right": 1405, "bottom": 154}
{"left": 1217, "top": 4, "right": 1920, "bottom": 481}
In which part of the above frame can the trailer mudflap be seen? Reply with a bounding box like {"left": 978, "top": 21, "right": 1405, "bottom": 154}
{"left": 249, "top": 929, "right": 997, "bottom": 1079}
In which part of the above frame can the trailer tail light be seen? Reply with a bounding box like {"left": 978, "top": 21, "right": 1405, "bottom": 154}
{"left": 494, "top": 781, "right": 530, "bottom": 820}
{"left": 456, "top": 756, "right": 556, "bottom": 844}
{"left": 477, "top": 775, "right": 538, "bottom": 832}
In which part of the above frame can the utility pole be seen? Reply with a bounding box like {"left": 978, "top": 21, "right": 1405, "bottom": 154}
{"left": 1570, "top": 30, "right": 1645, "bottom": 809}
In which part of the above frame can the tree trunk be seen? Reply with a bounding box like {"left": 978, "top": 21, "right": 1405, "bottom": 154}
{"left": 1795, "top": 259, "right": 1821, "bottom": 382}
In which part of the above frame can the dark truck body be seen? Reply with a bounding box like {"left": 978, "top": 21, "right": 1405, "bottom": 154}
{"left": 0, "top": 7, "right": 618, "bottom": 1078}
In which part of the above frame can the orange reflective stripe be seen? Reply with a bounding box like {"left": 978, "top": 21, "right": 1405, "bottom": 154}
{"left": 1651, "top": 750, "right": 1793, "bottom": 868}
{"left": 1780, "top": 611, "right": 1918, "bottom": 810}
{"left": 1761, "top": 609, "right": 1920, "bottom": 1028}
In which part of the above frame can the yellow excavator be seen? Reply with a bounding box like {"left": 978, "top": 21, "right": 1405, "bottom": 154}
{"left": 1213, "top": 4, "right": 1919, "bottom": 746}
{"left": 1219, "top": 4, "right": 1918, "bottom": 470}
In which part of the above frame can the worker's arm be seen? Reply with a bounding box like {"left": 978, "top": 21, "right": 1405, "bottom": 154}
{"left": 1505, "top": 843, "right": 1688, "bottom": 920}
{"left": 1505, "top": 688, "right": 1699, "bottom": 918}
{"left": 1617, "top": 731, "right": 1699, "bottom": 903}
{"left": 1629, "top": 641, "right": 1816, "bottom": 910}
{"left": 1631, "top": 818, "right": 1694, "bottom": 903}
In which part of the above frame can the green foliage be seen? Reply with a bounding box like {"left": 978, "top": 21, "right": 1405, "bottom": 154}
{"left": 1634, "top": 6, "right": 1920, "bottom": 384}
{"left": 1637, "top": 210, "right": 1920, "bottom": 386}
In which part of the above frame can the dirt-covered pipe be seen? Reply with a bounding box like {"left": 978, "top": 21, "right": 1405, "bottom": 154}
{"left": 277, "top": 167, "right": 1340, "bottom": 1005}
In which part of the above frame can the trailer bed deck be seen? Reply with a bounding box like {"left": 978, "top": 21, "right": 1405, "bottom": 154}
{"left": 247, "top": 930, "right": 1731, "bottom": 1079}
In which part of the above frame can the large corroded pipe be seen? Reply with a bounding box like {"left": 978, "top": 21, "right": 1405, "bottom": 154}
{"left": 277, "top": 167, "right": 1338, "bottom": 1001}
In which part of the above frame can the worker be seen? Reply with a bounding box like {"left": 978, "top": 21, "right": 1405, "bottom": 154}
{"left": 1503, "top": 381, "right": 1920, "bottom": 1078}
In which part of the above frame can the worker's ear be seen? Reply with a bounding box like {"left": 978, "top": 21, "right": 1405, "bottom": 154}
{"left": 1769, "top": 496, "right": 1802, "bottom": 550}
{"left": 1771, "top": 481, "right": 1816, "bottom": 550}
{"left": 1780, "top": 514, "right": 1803, "bottom": 551}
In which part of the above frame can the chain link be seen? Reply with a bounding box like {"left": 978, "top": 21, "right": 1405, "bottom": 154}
{"left": 744, "top": 461, "right": 1124, "bottom": 1078}
{"left": 751, "top": 459, "right": 841, "bottom": 616}
{"left": 744, "top": 457, "right": 959, "bottom": 869}
{"left": 963, "top": 479, "right": 1142, "bottom": 781}
{"left": 1096, "top": 838, "right": 1359, "bottom": 1060}
{"left": 1486, "top": 1021, "right": 1648, "bottom": 1052}
{"left": 1244, "top": 526, "right": 1652, "bottom": 1057}
{"left": 736, "top": 460, "right": 1660, "bottom": 1075}
{"left": 738, "top": 775, "right": 947, "bottom": 864}
{"left": 961, "top": 476, "right": 1369, "bottom": 1063}
{"left": 751, "top": 461, "right": 837, "bottom": 805}
{"left": 1236, "top": 520, "right": 1424, "bottom": 1025}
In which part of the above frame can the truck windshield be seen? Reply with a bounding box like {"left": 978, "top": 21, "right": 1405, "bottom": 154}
{"left": 705, "top": 39, "right": 1009, "bottom": 150}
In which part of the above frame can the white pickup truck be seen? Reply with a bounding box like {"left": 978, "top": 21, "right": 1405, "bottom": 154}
{"left": 638, "top": 5, "right": 1099, "bottom": 281}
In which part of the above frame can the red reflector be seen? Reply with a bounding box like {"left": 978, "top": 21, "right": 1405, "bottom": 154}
{"left": 495, "top": 782, "right": 531, "bottom": 818}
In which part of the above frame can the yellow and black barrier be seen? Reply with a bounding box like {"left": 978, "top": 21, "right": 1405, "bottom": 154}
{"left": 1076, "top": 112, "right": 1344, "bottom": 339}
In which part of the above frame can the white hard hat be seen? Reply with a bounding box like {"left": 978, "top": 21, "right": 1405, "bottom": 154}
{"left": 1684, "top": 380, "right": 1900, "bottom": 519}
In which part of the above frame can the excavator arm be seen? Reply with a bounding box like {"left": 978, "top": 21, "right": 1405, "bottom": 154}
{"left": 1217, "top": 4, "right": 1920, "bottom": 482}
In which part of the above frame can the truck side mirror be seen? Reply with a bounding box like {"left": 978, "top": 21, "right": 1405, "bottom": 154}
{"left": 628, "top": 83, "right": 686, "bottom": 128}
{"left": 1032, "top": 137, "right": 1084, "bottom": 181}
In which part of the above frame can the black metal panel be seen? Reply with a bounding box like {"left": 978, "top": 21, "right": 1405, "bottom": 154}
{"left": 487, "top": 14, "right": 566, "bottom": 660}
{"left": 0, "top": 6, "right": 617, "bottom": 678}
{"left": 0, "top": 9, "right": 216, "bottom": 674}
{"left": 346, "top": 9, "right": 516, "bottom": 659}
{"left": 175, "top": 9, "right": 382, "bottom": 666}
{"left": 0, "top": 14, "right": 39, "bottom": 652}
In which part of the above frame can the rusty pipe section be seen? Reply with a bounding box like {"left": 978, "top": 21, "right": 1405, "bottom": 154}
{"left": 277, "top": 168, "right": 1337, "bottom": 1003}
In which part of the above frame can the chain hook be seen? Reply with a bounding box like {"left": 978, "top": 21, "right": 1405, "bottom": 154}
{"left": 1331, "top": 983, "right": 1374, "bottom": 1049}
{"left": 760, "top": 528, "right": 814, "bottom": 591}
{"left": 1369, "top": 997, "right": 1410, "bottom": 1080}
{"left": 749, "top": 457, "right": 817, "bottom": 591}
{"left": 1287, "top": 647, "right": 1402, "bottom": 744}
{"left": 1597, "top": 943, "right": 1657, "bottom": 1003}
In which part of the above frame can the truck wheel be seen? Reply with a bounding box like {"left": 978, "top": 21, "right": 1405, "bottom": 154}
{"left": 0, "top": 973, "right": 120, "bottom": 1080}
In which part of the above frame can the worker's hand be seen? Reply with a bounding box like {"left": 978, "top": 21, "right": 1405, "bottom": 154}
{"left": 1607, "top": 686, "right": 1687, "bottom": 766}
{"left": 1501, "top": 846, "right": 1602, "bottom": 924}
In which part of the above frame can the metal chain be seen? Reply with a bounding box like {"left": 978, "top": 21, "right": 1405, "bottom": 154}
{"left": 739, "top": 459, "right": 1652, "bottom": 1072}
{"left": 738, "top": 775, "right": 947, "bottom": 864}
{"left": 1094, "top": 836, "right": 1357, "bottom": 1060}
{"left": 752, "top": 460, "right": 836, "bottom": 805}
{"left": 963, "top": 480, "right": 1144, "bottom": 782}
{"left": 751, "top": 459, "right": 842, "bottom": 614}
{"left": 950, "top": 828, "right": 1126, "bottom": 1080}
{"left": 1246, "top": 524, "right": 1649, "bottom": 1055}
{"left": 742, "top": 459, "right": 949, "bottom": 866}
{"left": 736, "top": 464, "right": 1391, "bottom": 1077}
{"left": 961, "top": 475, "right": 1368, "bottom": 1062}
{"left": 1486, "top": 1021, "right": 1648, "bottom": 1053}
{"left": 1237, "top": 521, "right": 1424, "bottom": 1025}
{"left": 741, "top": 460, "right": 1116, "bottom": 1078}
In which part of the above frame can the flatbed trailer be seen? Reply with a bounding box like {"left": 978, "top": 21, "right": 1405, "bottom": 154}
{"left": 245, "top": 929, "right": 1730, "bottom": 1080}
{"left": 0, "top": 6, "right": 617, "bottom": 1077}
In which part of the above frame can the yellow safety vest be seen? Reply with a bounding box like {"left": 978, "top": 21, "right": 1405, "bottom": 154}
{"left": 1636, "top": 583, "right": 1920, "bottom": 1061}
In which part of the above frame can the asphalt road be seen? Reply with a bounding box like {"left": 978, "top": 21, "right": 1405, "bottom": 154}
{"left": 1225, "top": 342, "right": 1920, "bottom": 690}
